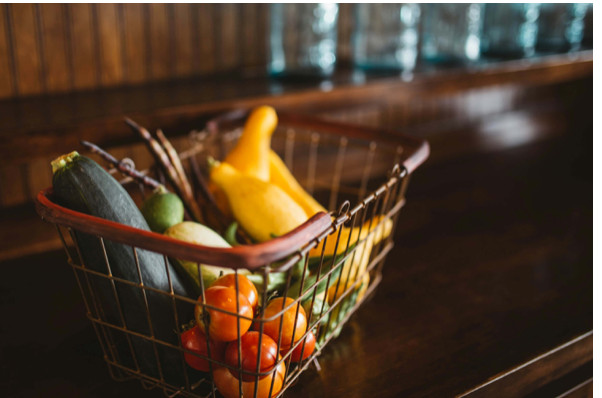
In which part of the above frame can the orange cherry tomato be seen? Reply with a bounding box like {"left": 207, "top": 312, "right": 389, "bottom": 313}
{"left": 284, "top": 330, "right": 316, "bottom": 363}
{"left": 212, "top": 360, "right": 286, "bottom": 398}
{"left": 180, "top": 325, "right": 225, "bottom": 372}
{"left": 212, "top": 273, "right": 259, "bottom": 310}
{"left": 195, "top": 286, "right": 253, "bottom": 342}
{"left": 225, "top": 331, "right": 279, "bottom": 381}
{"left": 260, "top": 297, "right": 307, "bottom": 349}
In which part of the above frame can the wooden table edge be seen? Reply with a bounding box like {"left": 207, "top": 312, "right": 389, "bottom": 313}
{"left": 457, "top": 331, "right": 593, "bottom": 397}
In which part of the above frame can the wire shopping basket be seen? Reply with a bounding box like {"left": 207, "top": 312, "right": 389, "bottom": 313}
{"left": 35, "top": 110, "right": 429, "bottom": 398}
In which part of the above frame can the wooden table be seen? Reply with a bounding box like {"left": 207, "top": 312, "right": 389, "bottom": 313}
{"left": 0, "top": 124, "right": 591, "bottom": 397}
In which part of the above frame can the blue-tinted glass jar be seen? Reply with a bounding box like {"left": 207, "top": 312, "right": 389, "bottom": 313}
{"left": 268, "top": 3, "right": 339, "bottom": 78}
{"left": 352, "top": 4, "right": 421, "bottom": 72}
{"left": 481, "top": 4, "right": 541, "bottom": 59}
{"left": 421, "top": 4, "right": 484, "bottom": 65}
{"left": 536, "top": 3, "right": 590, "bottom": 53}
{"left": 582, "top": 3, "right": 593, "bottom": 49}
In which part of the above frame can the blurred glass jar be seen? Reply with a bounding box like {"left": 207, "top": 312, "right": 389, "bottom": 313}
{"left": 536, "top": 3, "right": 589, "bottom": 53}
{"left": 352, "top": 4, "right": 421, "bottom": 72}
{"left": 581, "top": 3, "right": 592, "bottom": 49}
{"left": 421, "top": 4, "right": 483, "bottom": 65}
{"left": 268, "top": 3, "right": 339, "bottom": 78}
{"left": 481, "top": 4, "right": 541, "bottom": 58}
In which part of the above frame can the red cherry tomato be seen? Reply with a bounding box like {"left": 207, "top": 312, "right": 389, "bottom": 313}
{"left": 180, "top": 326, "right": 225, "bottom": 372}
{"left": 261, "top": 297, "right": 307, "bottom": 349}
{"left": 285, "top": 330, "right": 316, "bottom": 362}
{"left": 212, "top": 360, "right": 286, "bottom": 398}
{"left": 212, "top": 273, "right": 259, "bottom": 310}
{"left": 195, "top": 286, "right": 253, "bottom": 342}
{"left": 225, "top": 331, "right": 279, "bottom": 381}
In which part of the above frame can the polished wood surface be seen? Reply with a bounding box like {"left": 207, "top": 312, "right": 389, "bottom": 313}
{"left": 0, "top": 53, "right": 592, "bottom": 220}
{"left": 0, "top": 125, "right": 591, "bottom": 397}
{"left": 0, "top": 52, "right": 592, "bottom": 166}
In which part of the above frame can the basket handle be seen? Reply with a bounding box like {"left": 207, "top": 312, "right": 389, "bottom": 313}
{"left": 35, "top": 188, "right": 333, "bottom": 270}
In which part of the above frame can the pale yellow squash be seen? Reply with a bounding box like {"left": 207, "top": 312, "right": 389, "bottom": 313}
{"left": 268, "top": 149, "right": 327, "bottom": 218}
{"left": 224, "top": 105, "right": 278, "bottom": 181}
{"left": 210, "top": 161, "right": 308, "bottom": 242}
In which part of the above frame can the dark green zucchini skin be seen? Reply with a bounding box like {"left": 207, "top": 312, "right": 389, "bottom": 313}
{"left": 52, "top": 154, "right": 196, "bottom": 386}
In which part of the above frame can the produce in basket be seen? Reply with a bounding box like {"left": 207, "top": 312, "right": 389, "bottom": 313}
{"left": 286, "top": 329, "right": 316, "bottom": 363}
{"left": 164, "top": 221, "right": 248, "bottom": 292}
{"left": 209, "top": 161, "right": 308, "bottom": 242}
{"left": 212, "top": 105, "right": 328, "bottom": 224}
{"left": 260, "top": 297, "right": 308, "bottom": 349}
{"left": 268, "top": 149, "right": 327, "bottom": 218}
{"left": 180, "top": 325, "right": 226, "bottom": 372}
{"left": 195, "top": 285, "right": 254, "bottom": 342}
{"left": 224, "top": 331, "right": 279, "bottom": 381}
{"left": 141, "top": 184, "right": 184, "bottom": 233}
{"left": 50, "top": 151, "right": 197, "bottom": 386}
{"left": 213, "top": 360, "right": 286, "bottom": 398}
{"left": 223, "top": 105, "right": 277, "bottom": 181}
{"left": 309, "top": 215, "right": 393, "bottom": 258}
{"left": 212, "top": 273, "right": 259, "bottom": 310}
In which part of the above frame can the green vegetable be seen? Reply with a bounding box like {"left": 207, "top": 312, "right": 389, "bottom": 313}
{"left": 51, "top": 151, "right": 195, "bottom": 386}
{"left": 141, "top": 185, "right": 184, "bottom": 233}
{"left": 224, "top": 221, "right": 240, "bottom": 246}
{"left": 287, "top": 247, "right": 354, "bottom": 301}
{"left": 164, "top": 221, "right": 248, "bottom": 293}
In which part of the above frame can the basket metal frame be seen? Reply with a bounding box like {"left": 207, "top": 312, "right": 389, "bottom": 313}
{"left": 35, "top": 110, "right": 428, "bottom": 398}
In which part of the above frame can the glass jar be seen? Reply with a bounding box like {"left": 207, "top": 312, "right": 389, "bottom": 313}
{"left": 480, "top": 3, "right": 541, "bottom": 59}
{"left": 352, "top": 4, "right": 421, "bottom": 72}
{"left": 581, "top": 3, "right": 593, "bottom": 49}
{"left": 421, "top": 4, "right": 483, "bottom": 65}
{"left": 268, "top": 3, "right": 339, "bottom": 78}
{"left": 536, "top": 3, "right": 590, "bottom": 53}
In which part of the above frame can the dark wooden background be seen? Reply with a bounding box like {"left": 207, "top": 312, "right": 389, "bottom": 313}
{"left": 0, "top": 4, "right": 356, "bottom": 99}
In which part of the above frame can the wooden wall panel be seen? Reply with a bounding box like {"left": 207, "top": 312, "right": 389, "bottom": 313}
{"left": 148, "top": 3, "right": 171, "bottom": 81}
{"left": 173, "top": 4, "right": 195, "bottom": 78}
{"left": 0, "top": 4, "right": 356, "bottom": 99}
{"left": 122, "top": 4, "right": 148, "bottom": 84}
{"left": 217, "top": 4, "right": 240, "bottom": 71}
{"left": 197, "top": 4, "right": 216, "bottom": 74}
{"left": 69, "top": 4, "right": 98, "bottom": 90}
{"left": 96, "top": 3, "right": 123, "bottom": 86}
{"left": 0, "top": 5, "right": 15, "bottom": 97}
{"left": 9, "top": 4, "right": 43, "bottom": 96}
{"left": 39, "top": 4, "right": 71, "bottom": 92}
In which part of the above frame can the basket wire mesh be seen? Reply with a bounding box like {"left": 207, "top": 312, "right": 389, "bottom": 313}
{"left": 36, "top": 112, "right": 427, "bottom": 398}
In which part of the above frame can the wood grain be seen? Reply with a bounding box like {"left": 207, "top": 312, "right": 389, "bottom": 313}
{"left": 69, "top": 3, "right": 98, "bottom": 90}
{"left": 0, "top": 3, "right": 361, "bottom": 98}
{"left": 95, "top": 3, "right": 123, "bottom": 86}
{"left": 148, "top": 3, "right": 170, "bottom": 80}
{"left": 38, "top": 4, "right": 71, "bottom": 92}
{"left": 122, "top": 4, "right": 147, "bottom": 84}
{"left": 0, "top": 5, "right": 15, "bottom": 97}
{"left": 173, "top": 4, "right": 194, "bottom": 78}
{"left": 9, "top": 4, "right": 42, "bottom": 95}
{"left": 197, "top": 4, "right": 216, "bottom": 74}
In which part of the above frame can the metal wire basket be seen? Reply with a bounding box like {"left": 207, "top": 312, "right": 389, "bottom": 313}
{"left": 35, "top": 110, "right": 429, "bottom": 398}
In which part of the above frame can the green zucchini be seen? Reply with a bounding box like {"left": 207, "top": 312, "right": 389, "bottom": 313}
{"left": 51, "top": 151, "right": 196, "bottom": 386}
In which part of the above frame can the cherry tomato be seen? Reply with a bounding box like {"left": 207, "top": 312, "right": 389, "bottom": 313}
{"left": 212, "top": 273, "right": 259, "bottom": 310}
{"left": 285, "top": 330, "right": 316, "bottom": 363}
{"left": 195, "top": 286, "right": 253, "bottom": 342}
{"left": 225, "top": 331, "right": 279, "bottom": 381}
{"left": 180, "top": 325, "right": 225, "bottom": 372}
{"left": 212, "top": 360, "right": 286, "bottom": 398}
{"left": 260, "top": 297, "right": 307, "bottom": 349}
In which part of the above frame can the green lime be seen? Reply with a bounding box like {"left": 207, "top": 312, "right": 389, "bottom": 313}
{"left": 141, "top": 186, "right": 185, "bottom": 233}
